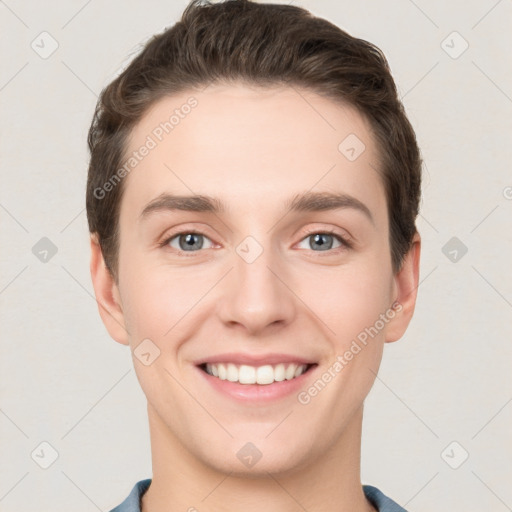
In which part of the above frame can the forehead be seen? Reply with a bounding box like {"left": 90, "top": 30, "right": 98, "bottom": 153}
{"left": 119, "top": 83, "right": 386, "bottom": 225}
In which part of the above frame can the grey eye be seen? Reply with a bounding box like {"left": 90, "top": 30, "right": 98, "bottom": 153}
{"left": 168, "top": 233, "right": 213, "bottom": 251}
{"left": 297, "top": 233, "right": 343, "bottom": 251}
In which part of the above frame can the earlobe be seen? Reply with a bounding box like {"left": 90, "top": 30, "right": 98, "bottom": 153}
{"left": 89, "top": 233, "right": 130, "bottom": 345}
{"left": 385, "top": 232, "right": 421, "bottom": 343}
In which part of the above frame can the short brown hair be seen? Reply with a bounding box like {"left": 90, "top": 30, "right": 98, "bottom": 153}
{"left": 86, "top": 0, "right": 422, "bottom": 281}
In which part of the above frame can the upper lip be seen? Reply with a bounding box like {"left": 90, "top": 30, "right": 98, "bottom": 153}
{"left": 194, "top": 353, "right": 317, "bottom": 366}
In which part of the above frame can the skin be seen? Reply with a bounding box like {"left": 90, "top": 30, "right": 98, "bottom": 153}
{"left": 90, "top": 83, "right": 420, "bottom": 512}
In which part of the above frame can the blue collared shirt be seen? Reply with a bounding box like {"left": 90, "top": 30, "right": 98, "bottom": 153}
{"left": 109, "top": 479, "right": 408, "bottom": 512}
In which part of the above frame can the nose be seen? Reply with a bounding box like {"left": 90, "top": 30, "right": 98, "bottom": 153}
{"left": 216, "top": 238, "right": 297, "bottom": 336}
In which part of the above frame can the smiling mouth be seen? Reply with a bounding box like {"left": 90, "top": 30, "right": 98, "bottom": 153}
{"left": 198, "top": 362, "right": 317, "bottom": 385}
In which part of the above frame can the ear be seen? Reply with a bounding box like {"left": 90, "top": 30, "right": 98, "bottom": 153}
{"left": 385, "top": 231, "right": 421, "bottom": 343}
{"left": 89, "top": 233, "right": 129, "bottom": 345}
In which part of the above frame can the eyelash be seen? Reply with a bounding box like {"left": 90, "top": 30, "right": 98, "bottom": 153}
{"left": 158, "top": 227, "right": 352, "bottom": 256}
{"left": 300, "top": 227, "right": 352, "bottom": 250}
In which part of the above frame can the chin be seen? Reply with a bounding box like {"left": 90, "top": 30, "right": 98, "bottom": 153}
{"left": 195, "top": 434, "right": 313, "bottom": 478}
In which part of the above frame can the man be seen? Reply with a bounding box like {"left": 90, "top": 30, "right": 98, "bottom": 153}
{"left": 87, "top": 1, "right": 422, "bottom": 510}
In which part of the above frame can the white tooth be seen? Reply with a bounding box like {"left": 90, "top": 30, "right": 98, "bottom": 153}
{"left": 256, "top": 365, "right": 275, "bottom": 385}
{"left": 217, "top": 363, "right": 227, "bottom": 380}
{"left": 238, "top": 365, "right": 256, "bottom": 384}
{"left": 294, "top": 364, "right": 306, "bottom": 378}
{"left": 273, "top": 363, "right": 286, "bottom": 381}
{"left": 207, "top": 362, "right": 310, "bottom": 384}
{"left": 285, "top": 363, "right": 298, "bottom": 380}
{"left": 226, "top": 363, "right": 239, "bottom": 382}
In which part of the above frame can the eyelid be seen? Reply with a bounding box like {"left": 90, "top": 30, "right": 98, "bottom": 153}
{"left": 158, "top": 224, "right": 353, "bottom": 253}
{"left": 296, "top": 226, "right": 353, "bottom": 250}
{"left": 159, "top": 228, "right": 214, "bottom": 248}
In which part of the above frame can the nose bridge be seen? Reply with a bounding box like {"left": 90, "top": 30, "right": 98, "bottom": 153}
{"left": 218, "top": 233, "right": 295, "bottom": 333}
{"left": 236, "top": 235, "right": 277, "bottom": 294}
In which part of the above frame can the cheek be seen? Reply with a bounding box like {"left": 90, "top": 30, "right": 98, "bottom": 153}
{"left": 121, "top": 262, "right": 393, "bottom": 340}
{"left": 298, "top": 261, "right": 394, "bottom": 345}
{"left": 116, "top": 245, "right": 169, "bottom": 343}
{"left": 120, "top": 278, "right": 176, "bottom": 343}
{"left": 118, "top": 254, "right": 215, "bottom": 345}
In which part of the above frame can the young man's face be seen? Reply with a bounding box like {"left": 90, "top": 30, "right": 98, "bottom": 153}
{"left": 91, "top": 83, "right": 419, "bottom": 476}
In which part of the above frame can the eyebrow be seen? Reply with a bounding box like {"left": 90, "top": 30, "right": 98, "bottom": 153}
{"left": 139, "top": 194, "right": 226, "bottom": 219}
{"left": 139, "top": 191, "right": 374, "bottom": 224}
{"left": 285, "top": 191, "right": 373, "bottom": 223}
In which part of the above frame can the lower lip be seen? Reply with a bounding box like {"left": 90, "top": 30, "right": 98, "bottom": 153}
{"left": 196, "top": 365, "right": 317, "bottom": 403}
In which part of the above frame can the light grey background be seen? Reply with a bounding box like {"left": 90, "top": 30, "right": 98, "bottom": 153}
{"left": 1, "top": 1, "right": 511, "bottom": 511}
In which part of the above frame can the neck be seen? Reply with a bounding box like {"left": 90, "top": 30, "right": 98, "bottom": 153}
{"left": 142, "top": 404, "right": 375, "bottom": 512}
